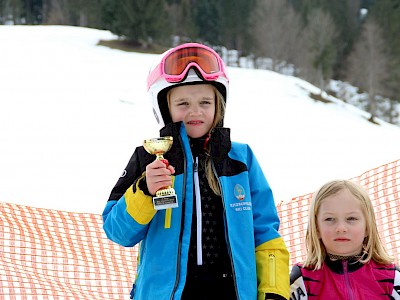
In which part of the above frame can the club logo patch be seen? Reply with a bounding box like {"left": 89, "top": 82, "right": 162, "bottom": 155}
{"left": 234, "top": 184, "right": 245, "bottom": 200}
{"left": 230, "top": 184, "right": 251, "bottom": 212}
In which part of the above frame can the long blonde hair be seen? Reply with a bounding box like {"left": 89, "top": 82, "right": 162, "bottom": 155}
{"left": 167, "top": 84, "right": 226, "bottom": 195}
{"left": 204, "top": 86, "right": 225, "bottom": 195}
{"left": 303, "top": 179, "right": 393, "bottom": 270}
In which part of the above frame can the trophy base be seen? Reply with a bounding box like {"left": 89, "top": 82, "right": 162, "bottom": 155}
{"left": 152, "top": 194, "right": 179, "bottom": 210}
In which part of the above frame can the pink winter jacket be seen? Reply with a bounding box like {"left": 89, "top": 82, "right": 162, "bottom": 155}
{"left": 290, "top": 257, "right": 400, "bottom": 300}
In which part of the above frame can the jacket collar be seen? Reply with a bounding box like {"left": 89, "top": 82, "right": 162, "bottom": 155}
{"left": 159, "top": 122, "right": 231, "bottom": 162}
{"left": 325, "top": 252, "right": 367, "bottom": 274}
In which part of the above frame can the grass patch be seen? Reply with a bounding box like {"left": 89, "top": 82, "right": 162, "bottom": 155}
{"left": 309, "top": 91, "right": 332, "bottom": 104}
{"left": 97, "top": 39, "right": 168, "bottom": 54}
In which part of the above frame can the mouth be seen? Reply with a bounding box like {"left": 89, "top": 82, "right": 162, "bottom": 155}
{"left": 187, "top": 120, "right": 203, "bottom": 125}
{"left": 334, "top": 238, "right": 350, "bottom": 242}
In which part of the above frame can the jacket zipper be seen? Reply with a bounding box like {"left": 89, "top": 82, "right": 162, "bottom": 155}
{"left": 268, "top": 253, "right": 276, "bottom": 287}
{"left": 343, "top": 260, "right": 354, "bottom": 300}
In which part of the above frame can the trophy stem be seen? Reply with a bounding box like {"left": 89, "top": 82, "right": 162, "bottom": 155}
{"left": 155, "top": 153, "right": 164, "bottom": 160}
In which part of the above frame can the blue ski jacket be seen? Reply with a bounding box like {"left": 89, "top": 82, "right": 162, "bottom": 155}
{"left": 102, "top": 122, "right": 289, "bottom": 300}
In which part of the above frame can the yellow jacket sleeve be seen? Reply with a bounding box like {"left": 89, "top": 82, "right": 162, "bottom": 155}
{"left": 256, "top": 237, "right": 290, "bottom": 300}
{"left": 125, "top": 174, "right": 157, "bottom": 225}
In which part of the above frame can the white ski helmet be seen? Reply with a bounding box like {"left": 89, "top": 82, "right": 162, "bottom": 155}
{"left": 147, "top": 43, "right": 229, "bottom": 127}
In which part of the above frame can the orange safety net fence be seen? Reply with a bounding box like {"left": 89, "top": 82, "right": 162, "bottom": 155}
{"left": 1, "top": 159, "right": 399, "bottom": 299}
{"left": 0, "top": 204, "right": 137, "bottom": 299}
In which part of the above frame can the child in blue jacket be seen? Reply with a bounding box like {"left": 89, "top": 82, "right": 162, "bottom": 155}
{"left": 103, "top": 42, "right": 289, "bottom": 300}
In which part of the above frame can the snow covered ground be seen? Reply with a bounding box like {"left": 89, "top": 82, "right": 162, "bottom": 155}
{"left": 1, "top": 25, "right": 400, "bottom": 214}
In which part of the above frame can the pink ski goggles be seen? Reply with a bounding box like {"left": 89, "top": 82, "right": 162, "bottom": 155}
{"left": 147, "top": 43, "right": 228, "bottom": 89}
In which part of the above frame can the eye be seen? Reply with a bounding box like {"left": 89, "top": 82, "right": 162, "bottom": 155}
{"left": 177, "top": 101, "right": 189, "bottom": 106}
{"left": 324, "top": 217, "right": 334, "bottom": 222}
{"left": 200, "top": 100, "right": 212, "bottom": 105}
{"left": 347, "top": 216, "right": 358, "bottom": 221}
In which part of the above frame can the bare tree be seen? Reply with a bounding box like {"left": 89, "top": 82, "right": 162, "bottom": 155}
{"left": 346, "top": 17, "right": 388, "bottom": 123}
{"left": 251, "top": 0, "right": 302, "bottom": 72}
{"left": 165, "top": 0, "right": 197, "bottom": 45}
{"left": 297, "top": 8, "right": 337, "bottom": 92}
{"left": 43, "top": 0, "right": 68, "bottom": 25}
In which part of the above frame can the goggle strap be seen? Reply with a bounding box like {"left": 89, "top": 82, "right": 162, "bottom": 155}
{"left": 147, "top": 64, "right": 163, "bottom": 89}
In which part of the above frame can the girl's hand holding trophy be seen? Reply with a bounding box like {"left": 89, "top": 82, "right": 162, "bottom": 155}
{"left": 144, "top": 136, "right": 178, "bottom": 210}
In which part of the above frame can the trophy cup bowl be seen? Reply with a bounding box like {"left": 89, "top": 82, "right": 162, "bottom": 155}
{"left": 143, "top": 136, "right": 173, "bottom": 159}
{"left": 143, "top": 136, "right": 178, "bottom": 210}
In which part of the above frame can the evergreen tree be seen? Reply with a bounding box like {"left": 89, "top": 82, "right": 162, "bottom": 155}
{"left": 0, "top": 0, "right": 24, "bottom": 24}
{"left": 300, "top": 7, "right": 337, "bottom": 91}
{"left": 369, "top": 0, "right": 400, "bottom": 102}
{"left": 100, "top": 0, "right": 172, "bottom": 48}
{"left": 219, "top": 0, "right": 256, "bottom": 54}
{"left": 346, "top": 17, "right": 388, "bottom": 123}
{"left": 319, "top": 0, "right": 362, "bottom": 79}
{"left": 67, "top": 0, "right": 102, "bottom": 27}
{"left": 22, "top": 0, "right": 43, "bottom": 24}
{"left": 100, "top": 0, "right": 117, "bottom": 30}
{"left": 290, "top": 0, "right": 362, "bottom": 79}
{"left": 192, "top": 0, "right": 221, "bottom": 45}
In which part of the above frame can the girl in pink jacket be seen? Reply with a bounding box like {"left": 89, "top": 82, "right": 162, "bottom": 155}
{"left": 290, "top": 179, "right": 400, "bottom": 300}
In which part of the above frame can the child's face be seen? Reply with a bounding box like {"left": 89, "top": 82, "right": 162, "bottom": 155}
{"left": 169, "top": 84, "right": 216, "bottom": 138}
{"left": 316, "top": 188, "right": 367, "bottom": 256}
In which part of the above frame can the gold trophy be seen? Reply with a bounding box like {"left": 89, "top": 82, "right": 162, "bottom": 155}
{"left": 143, "top": 136, "right": 178, "bottom": 210}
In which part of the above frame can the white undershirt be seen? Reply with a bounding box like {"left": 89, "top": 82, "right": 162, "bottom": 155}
{"left": 193, "top": 156, "right": 202, "bottom": 265}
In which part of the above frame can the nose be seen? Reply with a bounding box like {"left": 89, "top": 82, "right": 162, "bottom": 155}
{"left": 189, "top": 105, "right": 201, "bottom": 115}
{"left": 336, "top": 222, "right": 348, "bottom": 233}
